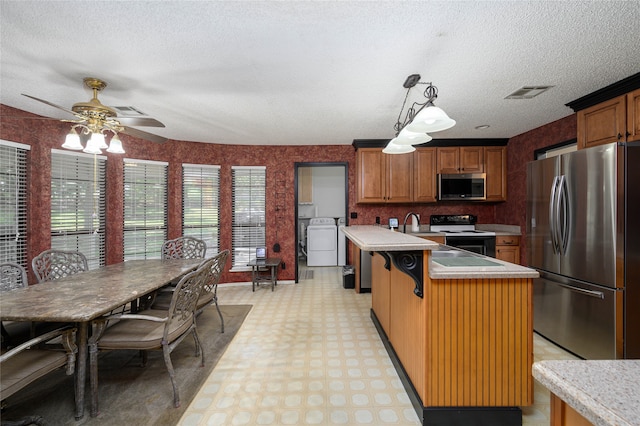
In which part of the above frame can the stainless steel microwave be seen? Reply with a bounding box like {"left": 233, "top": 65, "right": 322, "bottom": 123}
{"left": 437, "top": 173, "right": 486, "bottom": 201}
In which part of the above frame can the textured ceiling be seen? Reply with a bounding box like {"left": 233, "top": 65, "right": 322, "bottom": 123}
{"left": 1, "top": 1, "right": 639, "bottom": 146}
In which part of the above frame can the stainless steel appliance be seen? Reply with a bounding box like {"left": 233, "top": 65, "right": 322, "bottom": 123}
{"left": 526, "top": 142, "right": 640, "bottom": 359}
{"left": 430, "top": 214, "right": 496, "bottom": 257}
{"left": 437, "top": 173, "right": 486, "bottom": 201}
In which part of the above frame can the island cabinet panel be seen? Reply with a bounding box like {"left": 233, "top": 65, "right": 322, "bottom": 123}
{"left": 425, "top": 277, "right": 533, "bottom": 407}
{"left": 550, "top": 393, "right": 593, "bottom": 426}
{"left": 388, "top": 260, "right": 427, "bottom": 402}
{"left": 371, "top": 253, "right": 391, "bottom": 334}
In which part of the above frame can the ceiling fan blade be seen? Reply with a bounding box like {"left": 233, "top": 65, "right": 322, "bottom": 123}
{"left": 117, "top": 116, "right": 165, "bottom": 128}
{"left": 21, "top": 93, "right": 77, "bottom": 116}
{"left": 121, "top": 126, "right": 168, "bottom": 144}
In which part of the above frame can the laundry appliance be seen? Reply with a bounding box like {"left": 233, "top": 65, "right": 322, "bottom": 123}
{"left": 306, "top": 217, "right": 338, "bottom": 266}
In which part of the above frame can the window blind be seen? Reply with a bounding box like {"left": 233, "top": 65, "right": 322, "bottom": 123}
{"left": 123, "top": 159, "right": 168, "bottom": 260}
{"left": 0, "top": 141, "right": 29, "bottom": 268}
{"left": 50, "top": 150, "right": 106, "bottom": 270}
{"left": 231, "top": 166, "right": 266, "bottom": 269}
{"left": 182, "top": 164, "right": 220, "bottom": 256}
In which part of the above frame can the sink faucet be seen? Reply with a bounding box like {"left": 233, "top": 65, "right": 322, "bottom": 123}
{"left": 403, "top": 212, "right": 420, "bottom": 233}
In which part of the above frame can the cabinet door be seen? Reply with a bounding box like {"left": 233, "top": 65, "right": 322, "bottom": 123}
{"left": 496, "top": 246, "right": 520, "bottom": 264}
{"left": 371, "top": 252, "right": 391, "bottom": 334}
{"left": 459, "top": 147, "right": 484, "bottom": 172}
{"left": 484, "top": 146, "right": 507, "bottom": 201}
{"left": 628, "top": 88, "right": 640, "bottom": 142}
{"left": 356, "top": 148, "right": 386, "bottom": 203}
{"left": 577, "top": 95, "right": 627, "bottom": 149}
{"left": 386, "top": 153, "right": 414, "bottom": 203}
{"left": 298, "top": 167, "right": 313, "bottom": 204}
{"left": 437, "top": 147, "right": 460, "bottom": 173}
{"left": 413, "top": 148, "right": 437, "bottom": 202}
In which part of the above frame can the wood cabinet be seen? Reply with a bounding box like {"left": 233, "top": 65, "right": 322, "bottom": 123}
{"left": 484, "top": 146, "right": 507, "bottom": 201}
{"left": 297, "top": 167, "right": 313, "bottom": 204}
{"left": 496, "top": 235, "right": 520, "bottom": 264}
{"left": 577, "top": 89, "right": 640, "bottom": 149}
{"left": 550, "top": 393, "right": 593, "bottom": 426}
{"left": 356, "top": 148, "right": 413, "bottom": 203}
{"left": 413, "top": 148, "right": 437, "bottom": 202}
{"left": 437, "top": 146, "right": 484, "bottom": 174}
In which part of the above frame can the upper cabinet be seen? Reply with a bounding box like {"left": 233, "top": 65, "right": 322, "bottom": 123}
{"left": 573, "top": 79, "right": 640, "bottom": 149}
{"left": 298, "top": 167, "right": 313, "bottom": 204}
{"left": 356, "top": 148, "right": 413, "bottom": 203}
{"left": 484, "top": 146, "right": 507, "bottom": 202}
{"left": 413, "top": 148, "right": 438, "bottom": 203}
{"left": 355, "top": 144, "right": 506, "bottom": 204}
{"left": 436, "top": 146, "right": 484, "bottom": 173}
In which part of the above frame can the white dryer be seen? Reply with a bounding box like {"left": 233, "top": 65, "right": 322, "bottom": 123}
{"left": 306, "top": 217, "right": 337, "bottom": 266}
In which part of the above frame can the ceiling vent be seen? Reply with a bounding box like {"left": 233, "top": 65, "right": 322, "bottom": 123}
{"left": 505, "top": 86, "right": 553, "bottom": 99}
{"left": 112, "top": 106, "right": 148, "bottom": 116}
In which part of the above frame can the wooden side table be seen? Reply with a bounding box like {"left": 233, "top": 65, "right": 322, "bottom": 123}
{"left": 247, "top": 257, "right": 281, "bottom": 291}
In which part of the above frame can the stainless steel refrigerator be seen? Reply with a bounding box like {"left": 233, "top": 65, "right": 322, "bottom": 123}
{"left": 526, "top": 142, "right": 640, "bottom": 360}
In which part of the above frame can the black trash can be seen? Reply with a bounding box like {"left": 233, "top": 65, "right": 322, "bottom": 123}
{"left": 342, "top": 265, "right": 355, "bottom": 289}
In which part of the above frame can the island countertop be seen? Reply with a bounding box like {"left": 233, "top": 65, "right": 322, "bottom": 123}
{"left": 533, "top": 360, "right": 640, "bottom": 426}
{"left": 341, "top": 225, "right": 538, "bottom": 279}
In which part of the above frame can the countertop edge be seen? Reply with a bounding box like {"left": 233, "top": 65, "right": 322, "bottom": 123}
{"left": 532, "top": 361, "right": 638, "bottom": 426}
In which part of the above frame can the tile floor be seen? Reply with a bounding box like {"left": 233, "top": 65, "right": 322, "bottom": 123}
{"left": 180, "top": 266, "right": 578, "bottom": 426}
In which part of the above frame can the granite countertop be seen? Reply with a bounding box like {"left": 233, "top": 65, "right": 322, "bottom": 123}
{"left": 341, "top": 225, "right": 538, "bottom": 279}
{"left": 533, "top": 360, "right": 640, "bottom": 426}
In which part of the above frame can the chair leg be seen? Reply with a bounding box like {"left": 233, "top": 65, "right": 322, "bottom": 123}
{"left": 192, "top": 328, "right": 205, "bottom": 367}
{"left": 162, "top": 344, "right": 180, "bottom": 408}
{"left": 214, "top": 297, "right": 225, "bottom": 333}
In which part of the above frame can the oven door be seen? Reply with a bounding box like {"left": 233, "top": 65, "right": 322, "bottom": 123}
{"left": 445, "top": 235, "right": 496, "bottom": 257}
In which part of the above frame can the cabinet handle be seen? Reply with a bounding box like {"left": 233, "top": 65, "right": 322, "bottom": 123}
{"left": 627, "top": 131, "right": 632, "bottom": 137}
{"left": 618, "top": 133, "right": 623, "bottom": 140}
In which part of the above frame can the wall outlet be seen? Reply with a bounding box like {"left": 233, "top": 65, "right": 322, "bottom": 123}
{"left": 281, "top": 262, "right": 286, "bottom": 270}
{"left": 350, "top": 212, "right": 357, "bottom": 219}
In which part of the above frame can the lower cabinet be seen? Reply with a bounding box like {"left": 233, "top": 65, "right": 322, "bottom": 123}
{"left": 496, "top": 235, "right": 520, "bottom": 264}
{"left": 550, "top": 393, "right": 593, "bottom": 426}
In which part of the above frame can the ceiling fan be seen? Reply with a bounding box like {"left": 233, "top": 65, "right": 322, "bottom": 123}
{"left": 22, "top": 77, "right": 167, "bottom": 146}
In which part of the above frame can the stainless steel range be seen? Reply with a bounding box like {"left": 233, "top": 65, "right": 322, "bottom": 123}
{"left": 430, "top": 214, "right": 496, "bottom": 257}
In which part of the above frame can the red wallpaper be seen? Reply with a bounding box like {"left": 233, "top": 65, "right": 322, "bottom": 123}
{"left": 1, "top": 104, "right": 576, "bottom": 282}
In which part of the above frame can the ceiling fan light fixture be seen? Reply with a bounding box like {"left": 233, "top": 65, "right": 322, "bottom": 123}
{"left": 106, "top": 134, "right": 125, "bottom": 154}
{"left": 382, "top": 139, "right": 416, "bottom": 154}
{"left": 62, "top": 128, "right": 83, "bottom": 150}
{"left": 93, "top": 132, "right": 108, "bottom": 149}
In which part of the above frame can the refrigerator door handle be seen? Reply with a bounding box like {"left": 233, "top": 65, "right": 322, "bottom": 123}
{"left": 558, "top": 175, "right": 569, "bottom": 255}
{"left": 556, "top": 282, "right": 605, "bottom": 299}
{"left": 549, "top": 176, "right": 559, "bottom": 253}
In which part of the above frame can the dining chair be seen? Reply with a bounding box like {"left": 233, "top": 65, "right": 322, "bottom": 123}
{"left": 89, "top": 260, "right": 210, "bottom": 413}
{"left": 31, "top": 249, "right": 89, "bottom": 283}
{"left": 161, "top": 236, "right": 207, "bottom": 260}
{"left": 153, "top": 250, "right": 229, "bottom": 332}
{"left": 0, "top": 326, "right": 77, "bottom": 412}
{"left": 1, "top": 263, "right": 31, "bottom": 348}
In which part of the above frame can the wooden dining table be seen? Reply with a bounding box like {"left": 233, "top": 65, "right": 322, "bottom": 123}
{"left": 0, "top": 258, "right": 201, "bottom": 420}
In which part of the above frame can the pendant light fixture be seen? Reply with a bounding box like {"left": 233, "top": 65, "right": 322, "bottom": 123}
{"left": 384, "top": 74, "right": 455, "bottom": 154}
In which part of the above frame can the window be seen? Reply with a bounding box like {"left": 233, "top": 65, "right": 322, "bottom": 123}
{"left": 123, "top": 159, "right": 168, "bottom": 260}
{"left": 231, "top": 166, "right": 265, "bottom": 269}
{"left": 182, "top": 164, "right": 220, "bottom": 256}
{"left": 0, "top": 140, "right": 29, "bottom": 268}
{"left": 51, "top": 150, "right": 106, "bottom": 270}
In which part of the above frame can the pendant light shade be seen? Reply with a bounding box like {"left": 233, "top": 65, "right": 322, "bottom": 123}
{"left": 106, "top": 134, "right": 125, "bottom": 154}
{"left": 62, "top": 128, "right": 83, "bottom": 150}
{"left": 83, "top": 134, "right": 103, "bottom": 154}
{"left": 382, "top": 139, "right": 416, "bottom": 154}
{"left": 393, "top": 128, "right": 433, "bottom": 146}
{"left": 405, "top": 105, "right": 456, "bottom": 133}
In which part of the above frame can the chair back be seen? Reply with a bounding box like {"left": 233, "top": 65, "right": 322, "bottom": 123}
{"left": 199, "top": 250, "right": 229, "bottom": 296}
{"left": 161, "top": 236, "right": 207, "bottom": 260}
{"left": 164, "top": 263, "right": 209, "bottom": 340}
{"left": 0, "top": 263, "right": 28, "bottom": 291}
{"left": 32, "top": 249, "right": 89, "bottom": 283}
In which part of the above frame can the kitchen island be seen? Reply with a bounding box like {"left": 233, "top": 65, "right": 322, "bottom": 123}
{"left": 341, "top": 225, "right": 539, "bottom": 426}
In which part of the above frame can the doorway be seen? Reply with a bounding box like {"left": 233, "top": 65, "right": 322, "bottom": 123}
{"left": 294, "top": 162, "right": 348, "bottom": 283}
